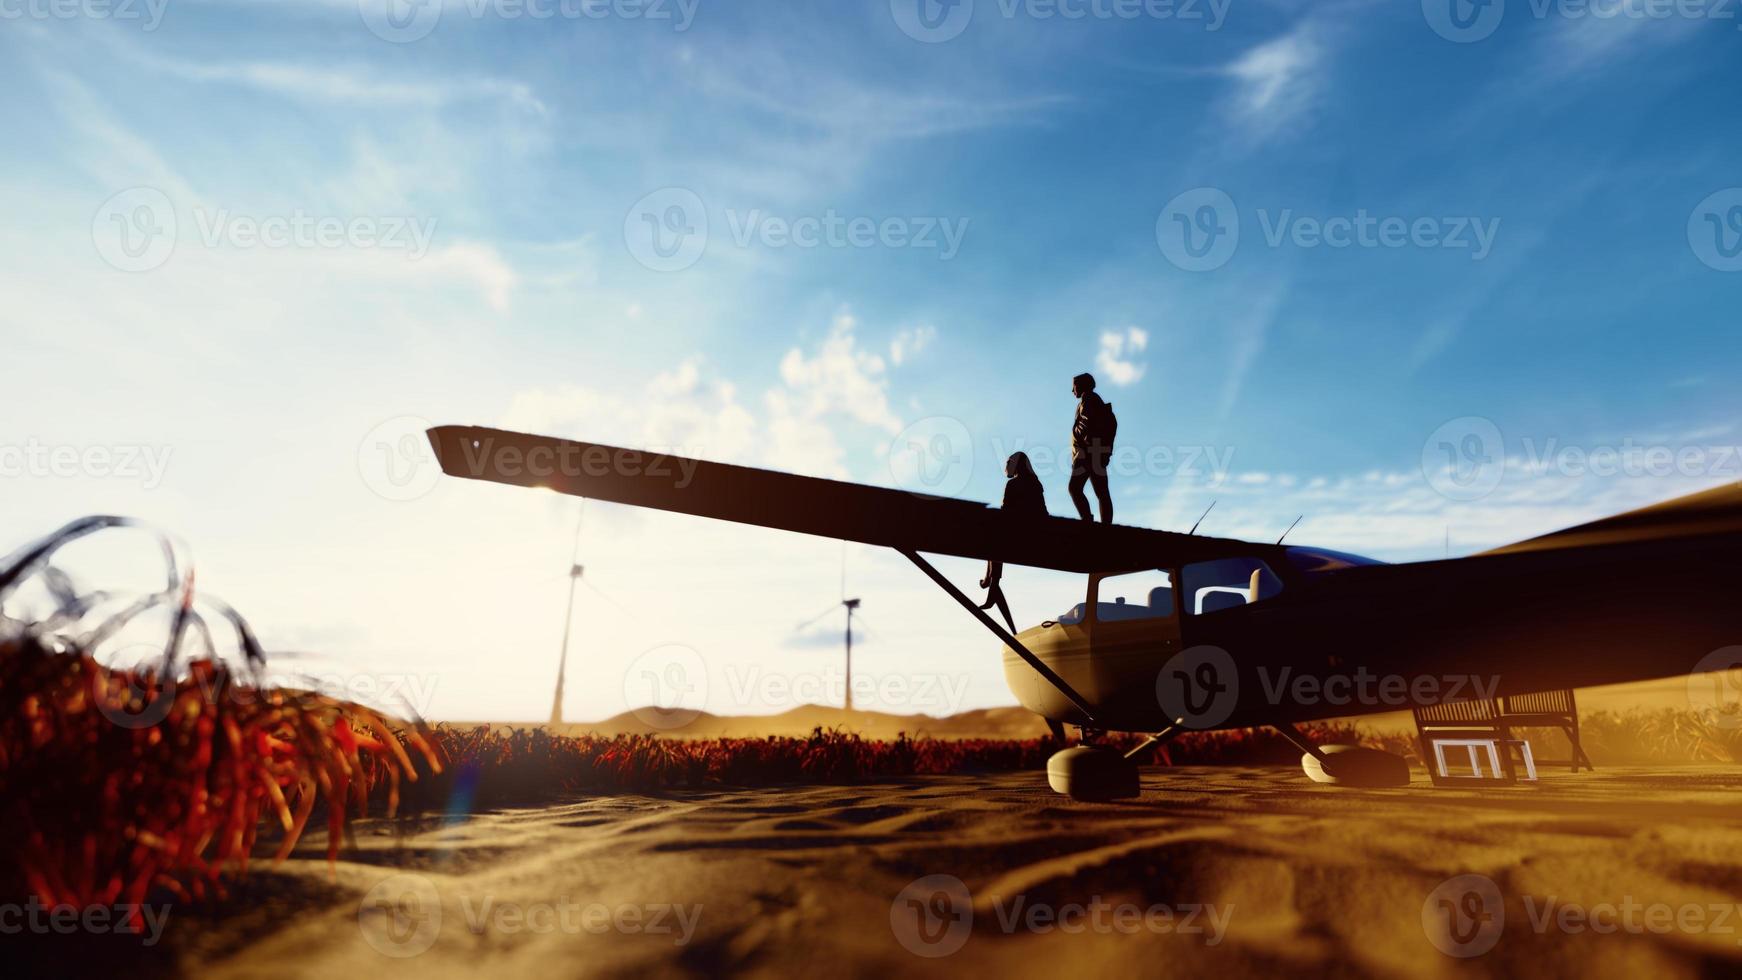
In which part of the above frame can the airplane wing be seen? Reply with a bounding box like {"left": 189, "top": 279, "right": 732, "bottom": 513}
{"left": 426, "top": 425, "right": 1271, "bottom": 574}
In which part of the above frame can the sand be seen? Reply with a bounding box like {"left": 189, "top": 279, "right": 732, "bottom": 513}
{"left": 89, "top": 764, "right": 1742, "bottom": 979}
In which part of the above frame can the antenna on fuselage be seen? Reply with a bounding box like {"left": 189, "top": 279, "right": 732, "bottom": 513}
{"left": 1276, "top": 514, "right": 1303, "bottom": 546}
{"left": 1188, "top": 500, "right": 1217, "bottom": 535}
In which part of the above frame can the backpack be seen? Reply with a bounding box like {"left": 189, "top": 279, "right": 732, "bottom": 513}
{"left": 1096, "top": 400, "right": 1118, "bottom": 447}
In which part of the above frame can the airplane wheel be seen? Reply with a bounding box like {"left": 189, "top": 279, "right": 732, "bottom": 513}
{"left": 1300, "top": 745, "right": 1411, "bottom": 787}
{"left": 1047, "top": 746, "right": 1141, "bottom": 800}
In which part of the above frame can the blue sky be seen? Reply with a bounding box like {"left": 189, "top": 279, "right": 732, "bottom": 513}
{"left": 2, "top": 0, "right": 1739, "bottom": 721}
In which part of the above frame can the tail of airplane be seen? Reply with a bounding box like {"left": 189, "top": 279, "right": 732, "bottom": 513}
{"left": 1481, "top": 482, "right": 1742, "bottom": 557}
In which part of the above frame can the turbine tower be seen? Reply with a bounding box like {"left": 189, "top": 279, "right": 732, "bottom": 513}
{"left": 795, "top": 544, "right": 862, "bottom": 712}
{"left": 549, "top": 502, "right": 585, "bottom": 727}
{"left": 841, "top": 596, "right": 861, "bottom": 713}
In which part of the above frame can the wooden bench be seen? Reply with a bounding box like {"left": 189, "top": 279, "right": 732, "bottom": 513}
{"left": 1413, "top": 689, "right": 1592, "bottom": 786}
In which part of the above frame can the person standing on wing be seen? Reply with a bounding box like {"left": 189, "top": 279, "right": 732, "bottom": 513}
{"left": 1068, "top": 372, "right": 1116, "bottom": 524}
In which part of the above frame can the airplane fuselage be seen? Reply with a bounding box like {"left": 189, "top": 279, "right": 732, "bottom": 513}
{"left": 1003, "top": 527, "right": 1742, "bottom": 733}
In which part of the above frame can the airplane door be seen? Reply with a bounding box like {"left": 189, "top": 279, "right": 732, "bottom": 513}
{"left": 1086, "top": 569, "right": 1182, "bottom": 720}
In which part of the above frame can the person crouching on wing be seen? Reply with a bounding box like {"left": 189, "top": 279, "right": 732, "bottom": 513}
{"left": 1068, "top": 372, "right": 1117, "bottom": 524}
{"left": 980, "top": 451, "right": 1045, "bottom": 632}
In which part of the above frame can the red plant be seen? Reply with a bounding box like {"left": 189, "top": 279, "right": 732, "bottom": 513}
{"left": 0, "top": 634, "right": 437, "bottom": 918}
{"left": 390, "top": 718, "right": 1387, "bottom": 810}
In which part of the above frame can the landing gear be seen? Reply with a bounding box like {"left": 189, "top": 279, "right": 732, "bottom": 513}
{"left": 1044, "top": 725, "right": 1180, "bottom": 800}
{"left": 1046, "top": 745, "right": 1140, "bottom": 801}
{"left": 1273, "top": 723, "right": 1410, "bottom": 787}
{"left": 904, "top": 548, "right": 1132, "bottom": 801}
{"left": 1121, "top": 724, "right": 1180, "bottom": 760}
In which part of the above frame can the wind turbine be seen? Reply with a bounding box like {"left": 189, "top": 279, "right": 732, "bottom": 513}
{"left": 549, "top": 501, "right": 585, "bottom": 727}
{"left": 795, "top": 544, "right": 861, "bottom": 712}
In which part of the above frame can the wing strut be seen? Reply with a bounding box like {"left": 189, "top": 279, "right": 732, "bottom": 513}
{"left": 899, "top": 549, "right": 1098, "bottom": 724}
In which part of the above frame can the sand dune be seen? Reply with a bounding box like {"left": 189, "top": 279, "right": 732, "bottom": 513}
{"left": 459, "top": 675, "right": 1703, "bottom": 744}
{"left": 82, "top": 764, "right": 1742, "bottom": 979}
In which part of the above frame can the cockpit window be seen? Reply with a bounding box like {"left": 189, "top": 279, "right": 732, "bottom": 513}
{"left": 1182, "top": 558, "right": 1283, "bottom": 615}
{"left": 1093, "top": 569, "right": 1174, "bottom": 622}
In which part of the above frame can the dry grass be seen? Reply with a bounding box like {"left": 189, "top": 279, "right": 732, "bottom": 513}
{"left": 1574, "top": 706, "right": 1742, "bottom": 763}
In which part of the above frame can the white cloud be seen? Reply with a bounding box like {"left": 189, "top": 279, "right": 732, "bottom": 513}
{"left": 660, "top": 40, "right": 1068, "bottom": 200}
{"left": 783, "top": 309, "right": 905, "bottom": 421}
{"left": 40, "top": 69, "right": 200, "bottom": 203}
{"left": 1095, "top": 326, "right": 1149, "bottom": 386}
{"left": 165, "top": 238, "right": 521, "bottom": 314}
{"left": 679, "top": 44, "right": 1065, "bottom": 144}
{"left": 106, "top": 39, "right": 548, "bottom": 114}
{"left": 766, "top": 327, "right": 893, "bottom": 475}
{"left": 1548, "top": 0, "right": 1705, "bottom": 74}
{"left": 1149, "top": 458, "right": 1735, "bottom": 562}
{"left": 417, "top": 242, "right": 520, "bottom": 313}
{"left": 501, "top": 359, "right": 758, "bottom": 463}
{"left": 213, "top": 62, "right": 541, "bottom": 113}
{"left": 889, "top": 325, "right": 936, "bottom": 366}
{"left": 1216, "top": 281, "right": 1286, "bottom": 420}
{"left": 503, "top": 310, "right": 905, "bottom": 479}
{"left": 1221, "top": 24, "right": 1325, "bottom": 144}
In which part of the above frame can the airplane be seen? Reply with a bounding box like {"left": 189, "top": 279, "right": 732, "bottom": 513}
{"left": 426, "top": 424, "right": 1742, "bottom": 799}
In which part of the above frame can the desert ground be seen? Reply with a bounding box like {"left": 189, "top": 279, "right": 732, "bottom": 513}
{"left": 68, "top": 762, "right": 1742, "bottom": 980}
